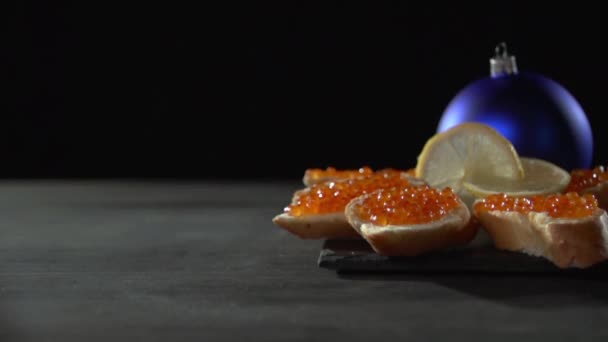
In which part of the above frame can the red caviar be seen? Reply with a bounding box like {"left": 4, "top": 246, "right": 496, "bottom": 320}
{"left": 305, "top": 166, "right": 374, "bottom": 182}
{"left": 565, "top": 166, "right": 608, "bottom": 193}
{"left": 304, "top": 166, "right": 415, "bottom": 183}
{"left": 474, "top": 192, "right": 598, "bottom": 219}
{"left": 285, "top": 173, "right": 415, "bottom": 217}
{"left": 354, "top": 186, "right": 461, "bottom": 226}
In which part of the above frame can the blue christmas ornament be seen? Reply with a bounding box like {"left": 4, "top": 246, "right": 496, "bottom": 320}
{"left": 437, "top": 42, "right": 593, "bottom": 171}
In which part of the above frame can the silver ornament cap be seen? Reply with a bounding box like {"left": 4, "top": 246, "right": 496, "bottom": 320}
{"left": 490, "top": 42, "right": 518, "bottom": 77}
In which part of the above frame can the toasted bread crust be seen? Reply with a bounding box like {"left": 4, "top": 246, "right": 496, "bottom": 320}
{"left": 344, "top": 196, "right": 475, "bottom": 256}
{"left": 475, "top": 207, "right": 608, "bottom": 268}
{"left": 272, "top": 212, "right": 360, "bottom": 239}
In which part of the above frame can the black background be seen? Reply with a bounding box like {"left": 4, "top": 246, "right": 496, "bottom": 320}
{"left": 4, "top": 2, "right": 606, "bottom": 180}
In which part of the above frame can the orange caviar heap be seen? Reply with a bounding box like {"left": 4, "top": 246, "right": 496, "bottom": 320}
{"left": 565, "top": 166, "right": 608, "bottom": 193}
{"left": 474, "top": 192, "right": 598, "bottom": 219}
{"left": 305, "top": 166, "right": 374, "bottom": 181}
{"left": 305, "top": 166, "right": 415, "bottom": 182}
{"left": 354, "top": 186, "right": 461, "bottom": 226}
{"left": 285, "top": 173, "right": 415, "bottom": 217}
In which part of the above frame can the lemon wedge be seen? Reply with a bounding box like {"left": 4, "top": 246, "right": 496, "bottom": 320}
{"left": 463, "top": 157, "right": 571, "bottom": 198}
{"left": 415, "top": 122, "right": 525, "bottom": 193}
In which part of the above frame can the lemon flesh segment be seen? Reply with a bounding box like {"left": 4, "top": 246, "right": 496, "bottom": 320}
{"left": 463, "top": 157, "right": 571, "bottom": 198}
{"left": 415, "top": 123, "right": 525, "bottom": 192}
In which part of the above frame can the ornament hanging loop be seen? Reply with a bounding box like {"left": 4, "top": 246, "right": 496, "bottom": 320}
{"left": 490, "top": 41, "right": 518, "bottom": 77}
{"left": 495, "top": 42, "right": 508, "bottom": 57}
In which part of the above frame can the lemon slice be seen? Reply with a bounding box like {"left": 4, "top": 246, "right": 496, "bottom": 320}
{"left": 415, "top": 122, "right": 525, "bottom": 192}
{"left": 463, "top": 157, "right": 571, "bottom": 198}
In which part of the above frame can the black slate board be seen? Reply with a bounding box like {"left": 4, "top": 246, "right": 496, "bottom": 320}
{"left": 318, "top": 238, "right": 608, "bottom": 274}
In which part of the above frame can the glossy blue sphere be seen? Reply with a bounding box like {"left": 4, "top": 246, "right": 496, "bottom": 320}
{"left": 437, "top": 71, "right": 593, "bottom": 171}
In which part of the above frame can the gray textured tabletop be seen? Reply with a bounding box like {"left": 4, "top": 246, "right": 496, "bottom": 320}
{"left": 1, "top": 180, "right": 607, "bottom": 341}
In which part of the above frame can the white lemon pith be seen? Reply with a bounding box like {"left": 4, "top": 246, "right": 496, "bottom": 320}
{"left": 415, "top": 122, "right": 525, "bottom": 193}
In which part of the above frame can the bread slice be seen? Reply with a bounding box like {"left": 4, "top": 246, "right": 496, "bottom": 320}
{"left": 272, "top": 184, "right": 362, "bottom": 239}
{"left": 344, "top": 192, "right": 476, "bottom": 256}
{"left": 274, "top": 174, "right": 427, "bottom": 240}
{"left": 474, "top": 206, "right": 608, "bottom": 268}
{"left": 272, "top": 212, "right": 360, "bottom": 239}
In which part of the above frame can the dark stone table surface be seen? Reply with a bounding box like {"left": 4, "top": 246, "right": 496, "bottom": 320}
{"left": 1, "top": 180, "right": 607, "bottom": 341}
